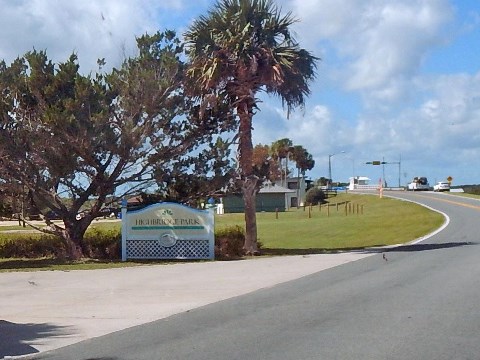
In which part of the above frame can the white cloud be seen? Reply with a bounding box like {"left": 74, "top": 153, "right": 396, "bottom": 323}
{"left": 350, "top": 70, "right": 480, "bottom": 179}
{"left": 0, "top": 0, "right": 181, "bottom": 72}
{"left": 253, "top": 101, "right": 353, "bottom": 177}
{"left": 1, "top": 0, "right": 479, "bottom": 184}
{"left": 253, "top": 66, "right": 480, "bottom": 183}
{"left": 288, "top": 0, "right": 453, "bottom": 104}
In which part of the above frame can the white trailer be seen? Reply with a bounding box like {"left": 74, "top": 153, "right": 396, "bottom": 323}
{"left": 407, "top": 177, "right": 430, "bottom": 191}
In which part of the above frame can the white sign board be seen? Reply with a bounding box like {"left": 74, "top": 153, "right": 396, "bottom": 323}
{"left": 121, "top": 202, "right": 214, "bottom": 261}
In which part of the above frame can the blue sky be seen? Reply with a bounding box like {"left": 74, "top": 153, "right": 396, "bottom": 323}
{"left": 1, "top": 0, "right": 479, "bottom": 186}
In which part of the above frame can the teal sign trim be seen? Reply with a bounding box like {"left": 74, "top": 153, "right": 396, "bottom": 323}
{"left": 132, "top": 225, "right": 205, "bottom": 230}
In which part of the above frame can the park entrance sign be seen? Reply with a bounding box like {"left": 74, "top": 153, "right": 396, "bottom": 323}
{"left": 121, "top": 202, "right": 214, "bottom": 261}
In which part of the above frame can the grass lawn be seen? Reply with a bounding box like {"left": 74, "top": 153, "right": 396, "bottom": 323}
{"left": 216, "top": 193, "right": 445, "bottom": 251}
{"left": 0, "top": 258, "right": 146, "bottom": 272}
{"left": 0, "top": 193, "right": 445, "bottom": 271}
{"left": 445, "top": 192, "right": 480, "bottom": 200}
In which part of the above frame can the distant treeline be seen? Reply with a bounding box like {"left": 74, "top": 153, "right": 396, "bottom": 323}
{"left": 456, "top": 185, "right": 480, "bottom": 195}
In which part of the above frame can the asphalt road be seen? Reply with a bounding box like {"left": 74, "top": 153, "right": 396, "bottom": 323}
{"left": 23, "top": 192, "right": 480, "bottom": 359}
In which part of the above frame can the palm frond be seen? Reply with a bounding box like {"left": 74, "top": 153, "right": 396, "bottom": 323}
{"left": 184, "top": 0, "right": 318, "bottom": 112}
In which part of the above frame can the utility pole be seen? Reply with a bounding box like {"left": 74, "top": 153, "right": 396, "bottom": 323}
{"left": 328, "top": 151, "right": 345, "bottom": 188}
{"left": 365, "top": 157, "right": 402, "bottom": 188}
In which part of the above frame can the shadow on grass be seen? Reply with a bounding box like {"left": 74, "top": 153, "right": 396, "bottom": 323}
{"left": 0, "top": 258, "right": 70, "bottom": 270}
{"left": 2, "top": 242, "right": 476, "bottom": 269}
{"left": 0, "top": 257, "right": 212, "bottom": 271}
{"left": 0, "top": 258, "right": 136, "bottom": 271}
{"left": 260, "top": 241, "right": 477, "bottom": 256}
{"left": 0, "top": 320, "right": 73, "bottom": 358}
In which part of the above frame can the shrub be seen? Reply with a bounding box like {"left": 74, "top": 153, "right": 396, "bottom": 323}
{"left": 0, "top": 229, "right": 121, "bottom": 260}
{"left": 215, "top": 225, "right": 245, "bottom": 260}
{"left": 305, "top": 187, "right": 326, "bottom": 205}
{"left": 463, "top": 185, "right": 480, "bottom": 195}
{"left": 0, "top": 235, "right": 64, "bottom": 258}
{"left": 84, "top": 228, "right": 121, "bottom": 260}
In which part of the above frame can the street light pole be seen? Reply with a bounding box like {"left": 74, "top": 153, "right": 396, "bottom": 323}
{"left": 328, "top": 151, "right": 345, "bottom": 188}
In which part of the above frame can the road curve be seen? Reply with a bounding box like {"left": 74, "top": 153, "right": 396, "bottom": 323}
{"left": 23, "top": 192, "right": 480, "bottom": 360}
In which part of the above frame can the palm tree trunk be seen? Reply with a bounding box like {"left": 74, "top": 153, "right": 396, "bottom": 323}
{"left": 237, "top": 101, "right": 259, "bottom": 255}
{"left": 297, "top": 167, "right": 300, "bottom": 208}
{"left": 242, "top": 176, "right": 258, "bottom": 254}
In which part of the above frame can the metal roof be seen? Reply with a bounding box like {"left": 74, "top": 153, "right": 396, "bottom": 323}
{"left": 259, "top": 184, "right": 296, "bottom": 194}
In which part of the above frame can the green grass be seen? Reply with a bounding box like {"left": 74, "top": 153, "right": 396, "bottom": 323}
{"left": 0, "top": 219, "right": 121, "bottom": 243}
{"left": 0, "top": 193, "right": 445, "bottom": 270}
{"left": 0, "top": 258, "right": 183, "bottom": 272}
{"left": 446, "top": 192, "right": 480, "bottom": 200}
{"left": 216, "top": 193, "right": 445, "bottom": 251}
{"left": 0, "top": 230, "right": 46, "bottom": 242}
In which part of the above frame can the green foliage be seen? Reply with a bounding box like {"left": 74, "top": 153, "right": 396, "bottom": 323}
{"left": 315, "top": 177, "right": 329, "bottom": 187}
{"left": 305, "top": 187, "right": 326, "bottom": 205}
{"left": 0, "top": 202, "right": 13, "bottom": 218}
{"left": 215, "top": 225, "right": 245, "bottom": 259}
{"left": 0, "top": 235, "right": 64, "bottom": 258}
{"left": 462, "top": 185, "right": 480, "bottom": 195}
{"left": 291, "top": 145, "right": 315, "bottom": 173}
{"left": 0, "top": 228, "right": 120, "bottom": 259}
{"left": 216, "top": 193, "right": 445, "bottom": 250}
{"left": 0, "top": 30, "right": 235, "bottom": 259}
{"left": 84, "top": 228, "right": 121, "bottom": 260}
{"left": 270, "top": 138, "right": 294, "bottom": 162}
{"left": 185, "top": 0, "right": 318, "bottom": 253}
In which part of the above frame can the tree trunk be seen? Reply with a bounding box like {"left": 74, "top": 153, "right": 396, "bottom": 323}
{"left": 242, "top": 175, "right": 258, "bottom": 254}
{"left": 297, "top": 167, "right": 300, "bottom": 209}
{"left": 63, "top": 235, "right": 83, "bottom": 261}
{"left": 60, "top": 219, "right": 91, "bottom": 260}
{"left": 237, "top": 99, "right": 259, "bottom": 255}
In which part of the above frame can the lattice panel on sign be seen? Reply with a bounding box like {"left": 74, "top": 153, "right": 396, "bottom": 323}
{"left": 126, "top": 239, "right": 211, "bottom": 259}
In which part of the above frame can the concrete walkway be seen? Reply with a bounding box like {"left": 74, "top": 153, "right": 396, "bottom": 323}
{"left": 0, "top": 253, "right": 372, "bottom": 358}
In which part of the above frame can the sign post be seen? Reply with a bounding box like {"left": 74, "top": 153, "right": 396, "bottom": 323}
{"left": 366, "top": 157, "right": 402, "bottom": 188}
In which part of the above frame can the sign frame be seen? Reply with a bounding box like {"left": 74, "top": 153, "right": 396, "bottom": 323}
{"left": 121, "top": 201, "right": 215, "bottom": 261}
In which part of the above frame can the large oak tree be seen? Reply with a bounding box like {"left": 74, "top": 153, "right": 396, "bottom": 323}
{"left": 0, "top": 31, "right": 234, "bottom": 259}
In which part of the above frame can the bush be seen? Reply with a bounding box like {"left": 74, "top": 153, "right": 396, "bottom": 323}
{"left": 305, "top": 187, "right": 326, "bottom": 205}
{"left": 463, "top": 185, "right": 480, "bottom": 195}
{"left": 0, "top": 235, "right": 64, "bottom": 258}
{"left": 84, "top": 228, "right": 121, "bottom": 260}
{"left": 0, "top": 229, "right": 121, "bottom": 260}
{"left": 215, "top": 225, "right": 245, "bottom": 260}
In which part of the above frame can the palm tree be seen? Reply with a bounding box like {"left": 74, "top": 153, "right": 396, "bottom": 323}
{"left": 270, "top": 138, "right": 293, "bottom": 187}
{"left": 291, "top": 145, "right": 315, "bottom": 207}
{"left": 185, "top": 0, "right": 318, "bottom": 254}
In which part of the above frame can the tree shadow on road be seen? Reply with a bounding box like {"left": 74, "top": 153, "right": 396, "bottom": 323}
{"left": 376, "top": 241, "right": 477, "bottom": 253}
{"left": 0, "top": 320, "right": 73, "bottom": 358}
{"left": 261, "top": 242, "right": 477, "bottom": 256}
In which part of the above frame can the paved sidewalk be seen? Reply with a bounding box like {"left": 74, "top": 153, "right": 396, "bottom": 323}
{"left": 1, "top": 253, "right": 372, "bottom": 358}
